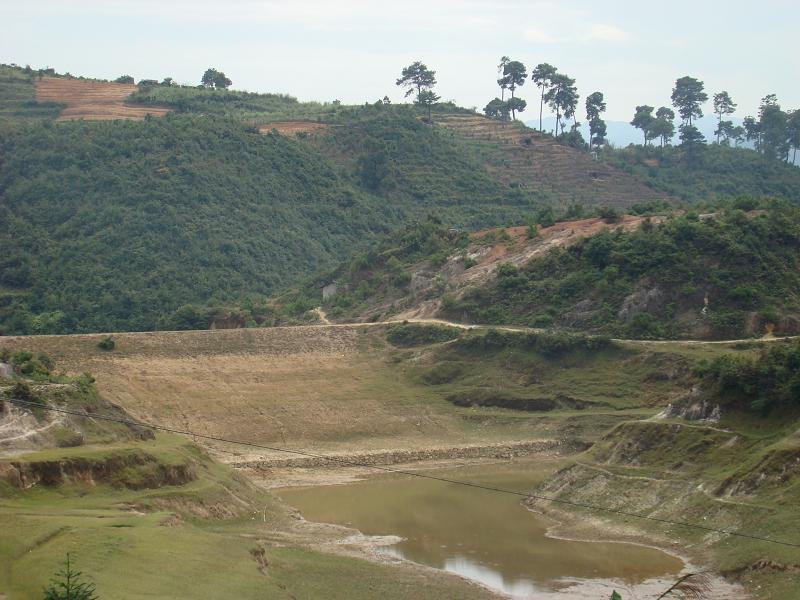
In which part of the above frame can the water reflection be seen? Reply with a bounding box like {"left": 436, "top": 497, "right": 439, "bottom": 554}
{"left": 279, "top": 459, "right": 683, "bottom": 597}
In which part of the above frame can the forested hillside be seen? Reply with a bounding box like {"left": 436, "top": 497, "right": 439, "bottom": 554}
{"left": 1, "top": 64, "right": 799, "bottom": 335}
{"left": 0, "top": 110, "right": 549, "bottom": 334}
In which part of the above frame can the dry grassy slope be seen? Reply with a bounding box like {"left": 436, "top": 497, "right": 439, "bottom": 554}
{"left": 35, "top": 77, "right": 171, "bottom": 121}
{"left": 436, "top": 114, "right": 673, "bottom": 209}
{"left": 0, "top": 327, "right": 558, "bottom": 463}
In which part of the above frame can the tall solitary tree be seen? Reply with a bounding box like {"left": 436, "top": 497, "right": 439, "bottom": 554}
{"left": 201, "top": 68, "right": 231, "bottom": 89}
{"left": 396, "top": 61, "right": 437, "bottom": 103}
{"left": 712, "top": 91, "right": 737, "bottom": 144}
{"left": 396, "top": 62, "right": 438, "bottom": 121}
{"left": 531, "top": 63, "right": 558, "bottom": 131}
{"left": 671, "top": 76, "right": 708, "bottom": 126}
{"left": 585, "top": 92, "right": 607, "bottom": 149}
{"left": 630, "top": 105, "right": 655, "bottom": 145}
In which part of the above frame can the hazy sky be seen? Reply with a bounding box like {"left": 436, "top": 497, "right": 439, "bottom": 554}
{"left": 2, "top": 0, "right": 798, "bottom": 120}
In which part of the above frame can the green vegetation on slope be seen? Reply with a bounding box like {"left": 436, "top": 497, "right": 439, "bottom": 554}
{"left": 696, "top": 339, "right": 800, "bottom": 413}
{"left": 603, "top": 144, "right": 800, "bottom": 203}
{"left": 446, "top": 204, "right": 800, "bottom": 339}
{"left": 318, "top": 109, "right": 539, "bottom": 225}
{"left": 0, "top": 115, "right": 391, "bottom": 333}
{"left": 0, "top": 65, "right": 63, "bottom": 124}
{"left": 1, "top": 102, "right": 554, "bottom": 335}
{"left": 130, "top": 82, "right": 334, "bottom": 123}
{"left": 269, "top": 217, "right": 467, "bottom": 323}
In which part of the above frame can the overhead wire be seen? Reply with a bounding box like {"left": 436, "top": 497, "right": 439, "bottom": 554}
{"left": 6, "top": 397, "right": 800, "bottom": 549}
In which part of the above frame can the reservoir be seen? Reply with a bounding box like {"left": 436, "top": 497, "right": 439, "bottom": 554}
{"left": 278, "top": 459, "right": 684, "bottom": 598}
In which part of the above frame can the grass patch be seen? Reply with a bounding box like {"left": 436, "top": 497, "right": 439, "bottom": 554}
{"left": 385, "top": 322, "right": 461, "bottom": 347}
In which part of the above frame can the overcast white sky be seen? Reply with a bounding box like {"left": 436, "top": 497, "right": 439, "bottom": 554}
{"left": 2, "top": 0, "right": 798, "bottom": 120}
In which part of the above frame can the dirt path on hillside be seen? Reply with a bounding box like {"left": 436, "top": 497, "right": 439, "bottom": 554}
{"left": 287, "top": 317, "right": 798, "bottom": 346}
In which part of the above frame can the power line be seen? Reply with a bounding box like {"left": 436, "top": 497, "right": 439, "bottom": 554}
{"left": 6, "top": 398, "right": 800, "bottom": 549}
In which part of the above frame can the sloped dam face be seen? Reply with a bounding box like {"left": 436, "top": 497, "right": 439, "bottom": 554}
{"left": 279, "top": 460, "right": 684, "bottom": 598}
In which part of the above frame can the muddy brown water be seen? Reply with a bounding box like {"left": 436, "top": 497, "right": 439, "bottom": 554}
{"left": 278, "top": 460, "right": 684, "bottom": 598}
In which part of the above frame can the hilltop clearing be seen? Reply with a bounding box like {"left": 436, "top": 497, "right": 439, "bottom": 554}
{"left": 34, "top": 77, "right": 172, "bottom": 121}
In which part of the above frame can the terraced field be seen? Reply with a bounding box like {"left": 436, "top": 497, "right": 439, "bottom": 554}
{"left": 437, "top": 114, "right": 673, "bottom": 209}
{"left": 35, "top": 77, "right": 171, "bottom": 121}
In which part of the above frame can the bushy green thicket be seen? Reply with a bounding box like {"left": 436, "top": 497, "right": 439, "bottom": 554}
{"left": 0, "top": 114, "right": 391, "bottom": 334}
{"left": 0, "top": 104, "right": 540, "bottom": 334}
{"left": 603, "top": 144, "right": 800, "bottom": 203}
{"left": 0, "top": 65, "right": 63, "bottom": 124}
{"left": 446, "top": 203, "right": 800, "bottom": 339}
{"left": 385, "top": 322, "right": 462, "bottom": 347}
{"left": 695, "top": 340, "right": 800, "bottom": 413}
{"left": 1, "top": 349, "right": 53, "bottom": 379}
{"left": 455, "top": 328, "right": 613, "bottom": 357}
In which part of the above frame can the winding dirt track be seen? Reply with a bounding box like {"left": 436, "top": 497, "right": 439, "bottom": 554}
{"left": 223, "top": 317, "right": 796, "bottom": 346}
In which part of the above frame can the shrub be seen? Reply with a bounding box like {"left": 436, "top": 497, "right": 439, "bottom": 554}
{"left": 9, "top": 351, "right": 51, "bottom": 378}
{"left": 10, "top": 380, "right": 45, "bottom": 406}
{"left": 385, "top": 323, "right": 461, "bottom": 347}
{"left": 43, "top": 554, "right": 98, "bottom": 600}
{"left": 96, "top": 336, "right": 115, "bottom": 351}
{"left": 598, "top": 206, "right": 620, "bottom": 222}
{"left": 496, "top": 263, "right": 519, "bottom": 278}
{"left": 455, "top": 329, "right": 612, "bottom": 356}
{"left": 697, "top": 340, "right": 800, "bottom": 413}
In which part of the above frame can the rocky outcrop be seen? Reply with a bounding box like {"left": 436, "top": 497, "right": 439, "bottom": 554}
{"left": 655, "top": 388, "right": 722, "bottom": 423}
{"left": 617, "top": 285, "right": 664, "bottom": 322}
